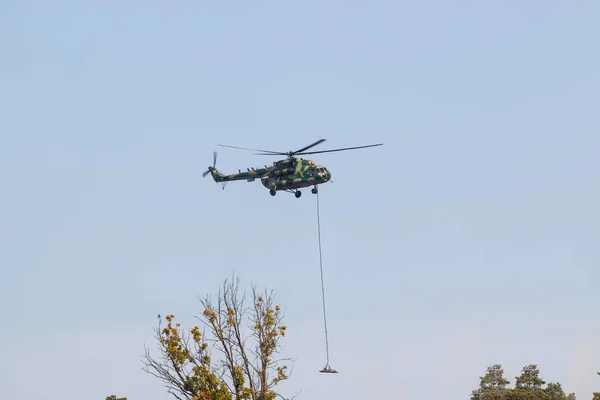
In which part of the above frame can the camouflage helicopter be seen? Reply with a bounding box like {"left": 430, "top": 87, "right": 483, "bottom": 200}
{"left": 202, "top": 139, "right": 382, "bottom": 197}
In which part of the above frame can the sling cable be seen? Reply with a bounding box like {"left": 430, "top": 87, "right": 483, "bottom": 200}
{"left": 316, "top": 190, "right": 338, "bottom": 374}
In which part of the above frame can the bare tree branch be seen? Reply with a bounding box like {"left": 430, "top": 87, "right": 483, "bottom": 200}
{"left": 143, "top": 274, "right": 295, "bottom": 400}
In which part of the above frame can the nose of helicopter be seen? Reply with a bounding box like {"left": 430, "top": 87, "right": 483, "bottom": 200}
{"left": 323, "top": 168, "right": 331, "bottom": 181}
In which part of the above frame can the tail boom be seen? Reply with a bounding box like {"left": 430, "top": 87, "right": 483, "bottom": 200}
{"left": 209, "top": 167, "right": 270, "bottom": 183}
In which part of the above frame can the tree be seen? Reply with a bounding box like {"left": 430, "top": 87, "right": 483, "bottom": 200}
{"left": 594, "top": 372, "right": 600, "bottom": 400}
{"left": 544, "top": 382, "right": 567, "bottom": 400}
{"left": 471, "top": 364, "right": 580, "bottom": 400}
{"left": 106, "top": 396, "right": 127, "bottom": 400}
{"left": 471, "top": 364, "right": 511, "bottom": 400}
{"left": 143, "top": 275, "right": 296, "bottom": 400}
{"left": 513, "top": 364, "right": 547, "bottom": 399}
{"left": 515, "top": 364, "right": 546, "bottom": 390}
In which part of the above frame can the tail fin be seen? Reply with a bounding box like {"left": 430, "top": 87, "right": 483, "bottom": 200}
{"left": 202, "top": 151, "right": 223, "bottom": 182}
{"left": 209, "top": 167, "right": 224, "bottom": 182}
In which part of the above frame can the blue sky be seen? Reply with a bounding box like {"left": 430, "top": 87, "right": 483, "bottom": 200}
{"left": 1, "top": 1, "right": 599, "bottom": 398}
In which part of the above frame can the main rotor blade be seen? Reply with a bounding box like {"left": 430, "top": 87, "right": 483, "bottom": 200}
{"left": 296, "top": 143, "right": 383, "bottom": 155}
{"left": 254, "top": 152, "right": 289, "bottom": 155}
{"left": 217, "top": 144, "right": 282, "bottom": 155}
{"left": 292, "top": 139, "right": 326, "bottom": 155}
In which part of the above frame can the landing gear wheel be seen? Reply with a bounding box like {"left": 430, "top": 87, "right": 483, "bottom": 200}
{"left": 295, "top": 190, "right": 302, "bottom": 198}
{"left": 312, "top": 187, "right": 318, "bottom": 194}
{"left": 270, "top": 189, "right": 276, "bottom": 196}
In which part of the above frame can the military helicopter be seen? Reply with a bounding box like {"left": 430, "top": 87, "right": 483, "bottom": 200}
{"left": 202, "top": 139, "right": 382, "bottom": 197}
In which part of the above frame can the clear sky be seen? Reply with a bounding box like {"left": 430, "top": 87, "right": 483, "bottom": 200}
{"left": 1, "top": 1, "right": 599, "bottom": 399}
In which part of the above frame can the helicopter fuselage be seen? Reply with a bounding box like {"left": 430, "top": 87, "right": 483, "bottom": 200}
{"left": 208, "top": 157, "right": 331, "bottom": 196}
{"left": 261, "top": 158, "right": 330, "bottom": 190}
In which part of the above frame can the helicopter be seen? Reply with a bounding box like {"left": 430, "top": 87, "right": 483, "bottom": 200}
{"left": 202, "top": 139, "right": 382, "bottom": 197}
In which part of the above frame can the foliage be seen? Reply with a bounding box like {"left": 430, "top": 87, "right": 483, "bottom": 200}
{"left": 106, "top": 396, "right": 127, "bottom": 400}
{"left": 143, "top": 275, "right": 295, "bottom": 400}
{"left": 471, "top": 364, "right": 579, "bottom": 400}
{"left": 544, "top": 382, "right": 567, "bottom": 400}
{"left": 512, "top": 364, "right": 548, "bottom": 399}
{"left": 471, "top": 364, "right": 511, "bottom": 400}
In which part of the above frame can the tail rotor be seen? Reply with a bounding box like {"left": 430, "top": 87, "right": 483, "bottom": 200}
{"left": 202, "top": 151, "right": 217, "bottom": 178}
